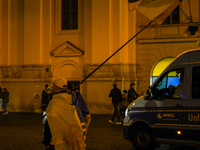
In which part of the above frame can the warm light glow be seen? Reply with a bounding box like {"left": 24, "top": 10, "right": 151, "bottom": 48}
{"left": 153, "top": 57, "right": 174, "bottom": 76}
{"left": 151, "top": 57, "right": 175, "bottom": 85}
{"left": 177, "top": 131, "right": 181, "bottom": 135}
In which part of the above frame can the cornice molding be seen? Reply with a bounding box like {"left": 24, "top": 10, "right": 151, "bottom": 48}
{"left": 50, "top": 41, "right": 84, "bottom": 57}
{"left": 138, "top": 37, "right": 200, "bottom": 44}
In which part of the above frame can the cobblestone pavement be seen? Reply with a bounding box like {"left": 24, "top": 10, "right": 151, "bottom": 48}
{"left": 0, "top": 112, "right": 44, "bottom": 150}
{"left": 0, "top": 112, "right": 199, "bottom": 150}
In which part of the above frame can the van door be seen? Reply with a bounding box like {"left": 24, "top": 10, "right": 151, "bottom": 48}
{"left": 149, "top": 67, "right": 190, "bottom": 139}
{"left": 184, "top": 65, "right": 200, "bottom": 142}
{"left": 188, "top": 66, "right": 200, "bottom": 107}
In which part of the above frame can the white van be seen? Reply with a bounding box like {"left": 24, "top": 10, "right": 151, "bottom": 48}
{"left": 123, "top": 48, "right": 200, "bottom": 150}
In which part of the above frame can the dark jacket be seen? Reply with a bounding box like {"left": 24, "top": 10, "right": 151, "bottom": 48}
{"left": 128, "top": 88, "right": 138, "bottom": 103}
{"left": 3, "top": 90, "right": 9, "bottom": 103}
{"left": 119, "top": 93, "right": 128, "bottom": 110}
{"left": 109, "top": 87, "right": 122, "bottom": 103}
{"left": 41, "top": 90, "right": 52, "bottom": 111}
{"left": 0, "top": 87, "right": 3, "bottom": 99}
{"left": 42, "top": 120, "right": 52, "bottom": 146}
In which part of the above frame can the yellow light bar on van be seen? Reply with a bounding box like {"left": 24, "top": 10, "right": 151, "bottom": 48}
{"left": 177, "top": 131, "right": 181, "bottom": 135}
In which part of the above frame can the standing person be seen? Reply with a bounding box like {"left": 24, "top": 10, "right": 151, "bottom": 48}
{"left": 0, "top": 87, "right": 3, "bottom": 112}
{"left": 42, "top": 76, "right": 85, "bottom": 150}
{"left": 128, "top": 83, "right": 140, "bottom": 104}
{"left": 2, "top": 88, "right": 9, "bottom": 115}
{"left": 41, "top": 86, "right": 53, "bottom": 131}
{"left": 119, "top": 90, "right": 128, "bottom": 120}
{"left": 41, "top": 86, "right": 53, "bottom": 112}
{"left": 173, "top": 72, "right": 184, "bottom": 98}
{"left": 108, "top": 83, "right": 122, "bottom": 124}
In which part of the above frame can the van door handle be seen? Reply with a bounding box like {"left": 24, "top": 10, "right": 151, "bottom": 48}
{"left": 174, "top": 104, "right": 183, "bottom": 108}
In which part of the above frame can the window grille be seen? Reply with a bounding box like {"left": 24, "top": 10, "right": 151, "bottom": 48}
{"left": 162, "top": 6, "right": 180, "bottom": 24}
{"left": 61, "top": 0, "right": 78, "bottom": 30}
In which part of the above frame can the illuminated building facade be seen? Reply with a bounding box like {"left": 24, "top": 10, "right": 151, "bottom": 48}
{"left": 0, "top": 0, "right": 199, "bottom": 113}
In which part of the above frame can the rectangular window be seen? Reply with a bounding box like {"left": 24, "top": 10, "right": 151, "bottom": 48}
{"left": 162, "top": 6, "right": 180, "bottom": 24}
{"left": 192, "top": 67, "right": 200, "bottom": 98}
{"left": 61, "top": 0, "right": 78, "bottom": 30}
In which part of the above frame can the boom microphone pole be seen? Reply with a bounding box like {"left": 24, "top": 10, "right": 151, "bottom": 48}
{"left": 75, "top": 20, "right": 154, "bottom": 89}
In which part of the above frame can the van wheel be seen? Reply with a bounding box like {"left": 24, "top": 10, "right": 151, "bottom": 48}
{"left": 131, "top": 125, "right": 155, "bottom": 150}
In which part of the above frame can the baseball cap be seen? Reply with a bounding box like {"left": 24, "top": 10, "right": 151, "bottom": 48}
{"left": 50, "top": 76, "right": 67, "bottom": 89}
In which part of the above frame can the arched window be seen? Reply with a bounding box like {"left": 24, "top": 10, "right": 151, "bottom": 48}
{"left": 150, "top": 57, "right": 174, "bottom": 85}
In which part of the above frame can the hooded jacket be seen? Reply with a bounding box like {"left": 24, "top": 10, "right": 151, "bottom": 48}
{"left": 46, "top": 92, "right": 86, "bottom": 150}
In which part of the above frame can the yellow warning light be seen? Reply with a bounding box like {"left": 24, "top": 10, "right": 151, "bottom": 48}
{"left": 177, "top": 131, "right": 181, "bottom": 135}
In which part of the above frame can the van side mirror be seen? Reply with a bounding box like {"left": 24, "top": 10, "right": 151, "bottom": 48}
{"left": 144, "top": 89, "right": 151, "bottom": 100}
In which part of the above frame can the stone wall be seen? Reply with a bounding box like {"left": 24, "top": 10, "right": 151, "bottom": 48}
{"left": 0, "top": 65, "right": 52, "bottom": 113}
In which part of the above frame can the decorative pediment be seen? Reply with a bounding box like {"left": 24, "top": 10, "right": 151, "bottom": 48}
{"left": 50, "top": 41, "right": 84, "bottom": 57}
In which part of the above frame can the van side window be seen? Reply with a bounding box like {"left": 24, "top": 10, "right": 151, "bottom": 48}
{"left": 152, "top": 68, "right": 184, "bottom": 99}
{"left": 192, "top": 67, "right": 200, "bottom": 98}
